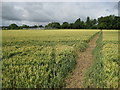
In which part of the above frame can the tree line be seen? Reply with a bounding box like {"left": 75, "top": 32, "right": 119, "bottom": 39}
{"left": 2, "top": 15, "right": 120, "bottom": 30}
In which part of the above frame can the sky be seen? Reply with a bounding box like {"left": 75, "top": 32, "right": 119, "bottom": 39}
{"left": 0, "top": 0, "right": 119, "bottom": 26}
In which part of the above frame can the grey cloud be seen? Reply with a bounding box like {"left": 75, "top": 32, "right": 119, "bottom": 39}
{"left": 1, "top": 2, "right": 118, "bottom": 26}
{"left": 2, "top": 3, "right": 23, "bottom": 21}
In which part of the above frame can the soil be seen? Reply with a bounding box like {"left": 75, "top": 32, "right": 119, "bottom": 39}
{"left": 65, "top": 34, "right": 99, "bottom": 88}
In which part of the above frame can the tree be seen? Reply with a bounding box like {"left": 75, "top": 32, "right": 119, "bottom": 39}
{"left": 72, "top": 18, "right": 85, "bottom": 29}
{"left": 73, "top": 18, "right": 81, "bottom": 29}
{"left": 45, "top": 22, "right": 60, "bottom": 29}
{"left": 39, "top": 25, "right": 44, "bottom": 28}
{"left": 69, "top": 23, "right": 74, "bottom": 29}
{"left": 90, "top": 19, "right": 97, "bottom": 29}
{"left": 85, "top": 17, "right": 93, "bottom": 29}
{"left": 9, "top": 23, "right": 18, "bottom": 29}
{"left": 114, "top": 16, "right": 120, "bottom": 29}
{"left": 97, "top": 15, "right": 116, "bottom": 29}
{"left": 61, "top": 22, "right": 69, "bottom": 29}
{"left": 2, "top": 26, "right": 9, "bottom": 30}
{"left": 33, "top": 25, "right": 38, "bottom": 28}
{"left": 20, "top": 24, "right": 29, "bottom": 29}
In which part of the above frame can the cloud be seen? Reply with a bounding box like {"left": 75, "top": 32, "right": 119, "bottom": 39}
{"left": 1, "top": 2, "right": 118, "bottom": 26}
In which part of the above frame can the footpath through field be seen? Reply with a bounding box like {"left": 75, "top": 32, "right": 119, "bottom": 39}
{"left": 65, "top": 33, "right": 99, "bottom": 88}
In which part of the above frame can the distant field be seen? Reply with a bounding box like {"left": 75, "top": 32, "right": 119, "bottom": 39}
{"left": 103, "top": 30, "right": 119, "bottom": 43}
{"left": 3, "top": 29, "right": 98, "bottom": 42}
{"left": 2, "top": 29, "right": 99, "bottom": 88}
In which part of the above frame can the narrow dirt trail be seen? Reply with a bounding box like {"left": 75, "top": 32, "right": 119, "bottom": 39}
{"left": 65, "top": 34, "right": 99, "bottom": 88}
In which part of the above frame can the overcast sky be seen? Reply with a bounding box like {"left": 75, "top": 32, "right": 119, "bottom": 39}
{"left": 1, "top": 1, "right": 119, "bottom": 26}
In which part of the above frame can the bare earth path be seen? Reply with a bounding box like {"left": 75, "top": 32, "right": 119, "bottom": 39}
{"left": 65, "top": 34, "right": 99, "bottom": 88}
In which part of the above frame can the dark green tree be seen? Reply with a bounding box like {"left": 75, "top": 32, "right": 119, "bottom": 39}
{"left": 97, "top": 15, "right": 117, "bottom": 29}
{"left": 20, "top": 24, "right": 29, "bottom": 29}
{"left": 61, "top": 22, "right": 69, "bottom": 29}
{"left": 39, "top": 25, "right": 44, "bottom": 28}
{"left": 9, "top": 23, "right": 18, "bottom": 29}
{"left": 85, "top": 17, "right": 92, "bottom": 29}
{"left": 33, "top": 25, "right": 38, "bottom": 28}
{"left": 73, "top": 18, "right": 82, "bottom": 29}
{"left": 91, "top": 19, "right": 97, "bottom": 29}
{"left": 69, "top": 23, "right": 74, "bottom": 29}
{"left": 45, "top": 22, "right": 60, "bottom": 29}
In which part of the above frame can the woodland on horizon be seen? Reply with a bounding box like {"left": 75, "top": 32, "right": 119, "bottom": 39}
{"left": 2, "top": 15, "right": 120, "bottom": 30}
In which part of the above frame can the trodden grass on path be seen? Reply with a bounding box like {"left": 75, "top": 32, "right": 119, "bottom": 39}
{"left": 65, "top": 33, "right": 100, "bottom": 88}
